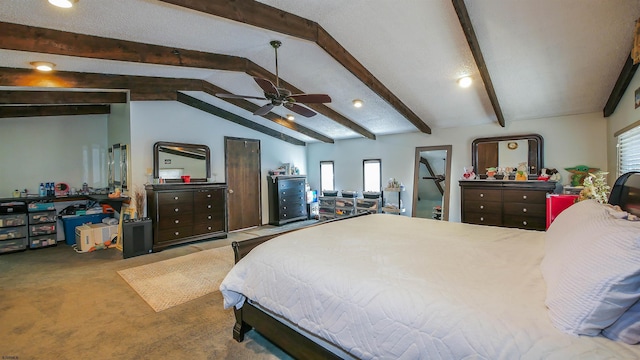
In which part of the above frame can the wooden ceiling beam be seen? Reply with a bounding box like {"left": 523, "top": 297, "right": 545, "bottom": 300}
{"left": 451, "top": 0, "right": 505, "bottom": 127}
{"left": 0, "top": 67, "right": 202, "bottom": 100}
{"left": 0, "top": 22, "right": 372, "bottom": 138}
{"left": 0, "top": 104, "right": 110, "bottom": 118}
{"left": 603, "top": 53, "right": 639, "bottom": 117}
{"left": 201, "top": 82, "right": 334, "bottom": 143}
{"left": 177, "top": 92, "right": 306, "bottom": 146}
{"left": 157, "top": 0, "right": 431, "bottom": 134}
{"left": 0, "top": 90, "right": 126, "bottom": 105}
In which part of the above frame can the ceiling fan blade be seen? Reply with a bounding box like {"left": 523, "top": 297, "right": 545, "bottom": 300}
{"left": 215, "top": 93, "right": 267, "bottom": 100}
{"left": 254, "top": 103, "right": 275, "bottom": 116}
{"left": 285, "top": 103, "right": 316, "bottom": 117}
{"left": 253, "top": 77, "right": 279, "bottom": 96}
{"left": 288, "top": 94, "right": 332, "bottom": 104}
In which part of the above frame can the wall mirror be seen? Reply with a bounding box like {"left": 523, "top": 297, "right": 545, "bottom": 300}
{"left": 153, "top": 141, "right": 211, "bottom": 182}
{"left": 108, "top": 143, "right": 128, "bottom": 190}
{"left": 412, "top": 145, "right": 452, "bottom": 221}
{"left": 472, "top": 134, "right": 543, "bottom": 179}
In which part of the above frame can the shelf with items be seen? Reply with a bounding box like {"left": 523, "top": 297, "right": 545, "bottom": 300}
{"left": 318, "top": 196, "right": 336, "bottom": 221}
{"left": 335, "top": 197, "right": 356, "bottom": 217}
{"left": 27, "top": 201, "right": 57, "bottom": 249}
{"left": 0, "top": 201, "right": 28, "bottom": 254}
{"left": 382, "top": 187, "right": 405, "bottom": 214}
{"left": 356, "top": 198, "right": 381, "bottom": 214}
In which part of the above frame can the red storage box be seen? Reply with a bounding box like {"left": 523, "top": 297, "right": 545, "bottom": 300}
{"left": 546, "top": 194, "right": 579, "bottom": 229}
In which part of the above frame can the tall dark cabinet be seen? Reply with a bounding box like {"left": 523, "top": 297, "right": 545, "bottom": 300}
{"left": 267, "top": 175, "right": 308, "bottom": 225}
{"left": 146, "top": 183, "right": 227, "bottom": 251}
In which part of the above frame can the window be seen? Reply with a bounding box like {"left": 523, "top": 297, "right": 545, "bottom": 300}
{"left": 320, "top": 161, "right": 334, "bottom": 191}
{"left": 617, "top": 121, "right": 640, "bottom": 177}
{"left": 363, "top": 159, "right": 382, "bottom": 192}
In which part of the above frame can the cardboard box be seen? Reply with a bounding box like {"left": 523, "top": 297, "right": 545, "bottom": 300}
{"left": 74, "top": 223, "right": 118, "bottom": 252}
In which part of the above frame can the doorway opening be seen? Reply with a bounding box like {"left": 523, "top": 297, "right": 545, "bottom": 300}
{"left": 411, "top": 145, "right": 452, "bottom": 221}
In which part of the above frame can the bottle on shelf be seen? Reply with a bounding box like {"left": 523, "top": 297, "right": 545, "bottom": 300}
{"left": 39, "top": 183, "right": 46, "bottom": 197}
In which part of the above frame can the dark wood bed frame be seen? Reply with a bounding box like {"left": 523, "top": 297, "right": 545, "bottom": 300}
{"left": 229, "top": 172, "right": 640, "bottom": 359}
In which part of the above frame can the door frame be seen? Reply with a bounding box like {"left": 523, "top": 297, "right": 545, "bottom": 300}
{"left": 411, "top": 145, "right": 452, "bottom": 221}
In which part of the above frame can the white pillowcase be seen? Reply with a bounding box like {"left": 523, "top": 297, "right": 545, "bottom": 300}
{"left": 541, "top": 199, "right": 640, "bottom": 337}
{"left": 602, "top": 298, "right": 640, "bottom": 344}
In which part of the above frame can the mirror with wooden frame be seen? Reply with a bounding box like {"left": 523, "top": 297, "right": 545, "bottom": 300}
{"left": 153, "top": 141, "right": 211, "bottom": 182}
{"left": 472, "top": 134, "right": 543, "bottom": 179}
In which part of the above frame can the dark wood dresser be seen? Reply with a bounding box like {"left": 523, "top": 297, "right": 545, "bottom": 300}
{"left": 267, "top": 175, "right": 308, "bottom": 225}
{"left": 146, "top": 183, "right": 227, "bottom": 251}
{"left": 459, "top": 180, "right": 556, "bottom": 230}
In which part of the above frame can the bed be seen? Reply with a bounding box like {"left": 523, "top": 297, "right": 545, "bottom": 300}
{"left": 220, "top": 172, "right": 640, "bottom": 359}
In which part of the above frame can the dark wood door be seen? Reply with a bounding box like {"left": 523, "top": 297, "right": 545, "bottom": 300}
{"left": 225, "top": 137, "right": 261, "bottom": 231}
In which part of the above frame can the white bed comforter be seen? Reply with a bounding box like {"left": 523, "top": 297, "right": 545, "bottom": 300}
{"left": 220, "top": 214, "right": 640, "bottom": 359}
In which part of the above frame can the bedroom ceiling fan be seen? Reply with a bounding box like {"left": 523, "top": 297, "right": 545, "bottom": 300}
{"left": 216, "top": 40, "right": 331, "bottom": 118}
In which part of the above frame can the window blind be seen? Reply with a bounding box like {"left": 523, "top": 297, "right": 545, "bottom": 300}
{"left": 618, "top": 123, "right": 640, "bottom": 177}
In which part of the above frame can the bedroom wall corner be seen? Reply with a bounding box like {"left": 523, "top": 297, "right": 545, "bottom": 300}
{"left": 606, "top": 68, "right": 640, "bottom": 180}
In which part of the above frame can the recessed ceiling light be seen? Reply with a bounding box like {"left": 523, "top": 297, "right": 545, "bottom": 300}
{"left": 30, "top": 61, "right": 56, "bottom": 72}
{"left": 352, "top": 99, "right": 363, "bottom": 108}
{"left": 48, "top": 0, "right": 78, "bottom": 8}
{"left": 457, "top": 76, "right": 472, "bottom": 88}
{"left": 286, "top": 114, "right": 295, "bottom": 121}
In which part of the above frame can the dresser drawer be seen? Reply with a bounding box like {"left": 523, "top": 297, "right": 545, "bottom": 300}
{"left": 462, "top": 212, "right": 502, "bottom": 226}
{"left": 463, "top": 200, "right": 502, "bottom": 213}
{"left": 157, "top": 213, "right": 193, "bottom": 230}
{"left": 157, "top": 226, "right": 194, "bottom": 243}
{"left": 279, "top": 186, "right": 305, "bottom": 200}
{"left": 279, "top": 179, "right": 305, "bottom": 191}
{"left": 194, "top": 188, "right": 223, "bottom": 203}
{"left": 503, "top": 203, "right": 546, "bottom": 217}
{"left": 280, "top": 194, "right": 306, "bottom": 205}
{"left": 463, "top": 188, "right": 502, "bottom": 202}
{"left": 503, "top": 215, "right": 546, "bottom": 230}
{"left": 158, "top": 203, "right": 194, "bottom": 218}
{"left": 193, "top": 221, "right": 224, "bottom": 235}
{"left": 280, "top": 204, "right": 307, "bottom": 220}
{"left": 158, "top": 191, "right": 193, "bottom": 205}
{"left": 503, "top": 190, "right": 547, "bottom": 204}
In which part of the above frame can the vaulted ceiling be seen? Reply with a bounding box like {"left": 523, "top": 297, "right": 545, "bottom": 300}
{"left": 1, "top": 0, "right": 639, "bottom": 145}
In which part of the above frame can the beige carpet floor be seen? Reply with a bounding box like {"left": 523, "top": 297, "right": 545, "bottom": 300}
{"left": 118, "top": 245, "right": 235, "bottom": 312}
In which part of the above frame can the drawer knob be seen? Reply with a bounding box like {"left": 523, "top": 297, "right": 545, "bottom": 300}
{"left": 208, "top": 215, "right": 212, "bottom": 220}
{"left": 523, "top": 221, "right": 528, "bottom": 226}
{"left": 480, "top": 205, "right": 484, "bottom": 209}
{"left": 523, "top": 195, "right": 527, "bottom": 200}
{"left": 174, "top": 208, "right": 179, "bottom": 212}
{"left": 207, "top": 205, "right": 212, "bottom": 209}
{"left": 207, "top": 194, "right": 211, "bottom": 198}
{"left": 175, "top": 231, "right": 180, "bottom": 235}
{"left": 480, "top": 217, "right": 484, "bottom": 221}
{"left": 174, "top": 196, "right": 179, "bottom": 200}
{"left": 480, "top": 193, "right": 484, "bottom": 198}
{"left": 282, "top": 191, "right": 286, "bottom": 195}
{"left": 283, "top": 214, "right": 287, "bottom": 217}
{"left": 175, "top": 220, "right": 179, "bottom": 224}
{"left": 207, "top": 226, "right": 212, "bottom": 230}
{"left": 523, "top": 208, "right": 527, "bottom": 213}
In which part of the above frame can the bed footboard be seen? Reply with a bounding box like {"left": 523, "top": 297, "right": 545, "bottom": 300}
{"left": 233, "top": 302, "right": 343, "bottom": 359}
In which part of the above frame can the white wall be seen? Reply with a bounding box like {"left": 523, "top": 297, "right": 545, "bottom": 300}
{"left": 129, "top": 101, "right": 307, "bottom": 224}
{"left": 307, "top": 111, "right": 607, "bottom": 222}
{"left": 0, "top": 115, "right": 109, "bottom": 197}
{"left": 607, "top": 68, "right": 640, "bottom": 178}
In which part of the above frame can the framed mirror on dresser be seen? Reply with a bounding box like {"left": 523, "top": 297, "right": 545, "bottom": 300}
{"left": 472, "top": 133, "right": 543, "bottom": 179}
{"left": 462, "top": 134, "right": 554, "bottom": 231}
{"left": 153, "top": 141, "right": 210, "bottom": 183}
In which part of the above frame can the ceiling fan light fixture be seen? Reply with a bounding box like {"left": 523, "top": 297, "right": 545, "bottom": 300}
{"left": 352, "top": 99, "right": 363, "bottom": 108}
{"left": 48, "top": 0, "right": 78, "bottom": 8}
{"left": 457, "top": 76, "right": 472, "bottom": 88}
{"left": 286, "top": 114, "right": 295, "bottom": 121}
{"left": 30, "top": 61, "right": 56, "bottom": 72}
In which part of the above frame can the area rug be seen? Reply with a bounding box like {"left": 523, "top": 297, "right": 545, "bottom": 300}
{"left": 117, "top": 246, "right": 234, "bottom": 312}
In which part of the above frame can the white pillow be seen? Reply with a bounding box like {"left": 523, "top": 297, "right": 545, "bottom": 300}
{"left": 541, "top": 199, "right": 640, "bottom": 336}
{"left": 602, "top": 298, "right": 640, "bottom": 344}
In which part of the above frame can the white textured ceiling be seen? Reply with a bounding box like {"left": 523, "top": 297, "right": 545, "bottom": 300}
{"left": 1, "top": 0, "right": 639, "bottom": 142}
